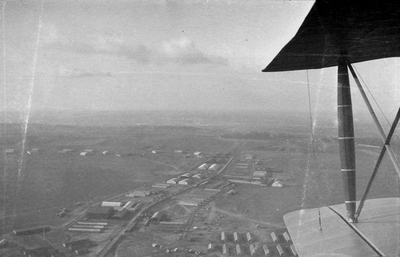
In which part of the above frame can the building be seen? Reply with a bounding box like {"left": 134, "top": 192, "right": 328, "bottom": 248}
{"left": 271, "top": 181, "right": 283, "bottom": 188}
{"left": 271, "top": 232, "right": 279, "bottom": 242}
{"left": 30, "top": 148, "right": 40, "bottom": 154}
{"left": 0, "top": 239, "right": 8, "bottom": 248}
{"left": 13, "top": 226, "right": 50, "bottom": 236}
{"left": 253, "top": 170, "right": 267, "bottom": 179}
{"left": 77, "top": 221, "right": 107, "bottom": 225}
{"left": 75, "top": 248, "right": 90, "bottom": 255}
{"left": 276, "top": 244, "right": 285, "bottom": 256}
{"left": 198, "top": 163, "right": 209, "bottom": 170}
{"left": 233, "top": 232, "right": 239, "bottom": 242}
{"left": 226, "top": 190, "right": 236, "bottom": 195}
{"left": 22, "top": 246, "right": 60, "bottom": 257}
{"left": 68, "top": 227, "right": 102, "bottom": 233}
{"left": 208, "top": 164, "right": 219, "bottom": 170}
{"left": 180, "top": 172, "right": 191, "bottom": 178}
{"left": 221, "top": 231, "right": 226, "bottom": 242}
{"left": 290, "top": 245, "right": 298, "bottom": 256}
{"left": 166, "top": 178, "right": 179, "bottom": 184}
{"left": 249, "top": 244, "right": 256, "bottom": 256}
{"left": 236, "top": 244, "right": 241, "bottom": 255}
{"left": 129, "top": 202, "right": 143, "bottom": 212}
{"left": 58, "top": 148, "right": 73, "bottom": 153}
{"left": 85, "top": 206, "right": 114, "bottom": 219}
{"left": 4, "top": 149, "right": 15, "bottom": 154}
{"left": 263, "top": 244, "right": 271, "bottom": 256}
{"left": 126, "top": 190, "right": 151, "bottom": 197}
{"left": 222, "top": 244, "right": 227, "bottom": 255}
{"left": 71, "top": 225, "right": 104, "bottom": 229}
{"left": 63, "top": 239, "right": 96, "bottom": 250}
{"left": 192, "top": 174, "right": 205, "bottom": 179}
{"left": 246, "top": 232, "right": 252, "bottom": 242}
{"left": 178, "top": 178, "right": 193, "bottom": 185}
{"left": 178, "top": 198, "right": 202, "bottom": 206}
{"left": 77, "top": 221, "right": 107, "bottom": 226}
{"left": 101, "top": 201, "right": 123, "bottom": 208}
{"left": 150, "top": 211, "right": 168, "bottom": 222}
{"left": 236, "top": 162, "right": 249, "bottom": 169}
{"left": 112, "top": 209, "right": 129, "bottom": 219}
{"left": 152, "top": 183, "right": 170, "bottom": 188}
{"left": 283, "top": 231, "right": 292, "bottom": 243}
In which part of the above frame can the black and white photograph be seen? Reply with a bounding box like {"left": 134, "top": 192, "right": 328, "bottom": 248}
{"left": 1, "top": 0, "right": 400, "bottom": 256}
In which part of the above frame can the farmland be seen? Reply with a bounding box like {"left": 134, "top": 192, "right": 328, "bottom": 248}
{"left": 0, "top": 110, "right": 398, "bottom": 256}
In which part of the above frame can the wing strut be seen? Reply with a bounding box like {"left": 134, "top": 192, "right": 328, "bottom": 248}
{"left": 355, "top": 107, "right": 400, "bottom": 220}
{"left": 347, "top": 62, "right": 400, "bottom": 219}
{"left": 337, "top": 56, "right": 356, "bottom": 222}
{"left": 347, "top": 63, "right": 400, "bottom": 219}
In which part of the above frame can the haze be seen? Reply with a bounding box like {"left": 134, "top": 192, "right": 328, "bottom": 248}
{"left": 1, "top": 0, "right": 399, "bottom": 123}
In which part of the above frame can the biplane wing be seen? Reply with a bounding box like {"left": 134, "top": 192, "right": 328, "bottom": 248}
{"left": 284, "top": 198, "right": 400, "bottom": 256}
{"left": 263, "top": 1, "right": 400, "bottom": 256}
{"left": 263, "top": 1, "right": 400, "bottom": 72}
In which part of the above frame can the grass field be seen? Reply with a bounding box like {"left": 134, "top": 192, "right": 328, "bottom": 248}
{"left": 0, "top": 124, "right": 235, "bottom": 235}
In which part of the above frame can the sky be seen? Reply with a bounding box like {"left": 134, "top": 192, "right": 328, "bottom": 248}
{"left": 1, "top": 0, "right": 399, "bottom": 124}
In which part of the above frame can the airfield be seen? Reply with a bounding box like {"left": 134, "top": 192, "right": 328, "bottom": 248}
{"left": 0, "top": 111, "right": 399, "bottom": 257}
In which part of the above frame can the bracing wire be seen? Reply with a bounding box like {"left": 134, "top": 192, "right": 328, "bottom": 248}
{"left": 306, "top": 70, "right": 316, "bottom": 158}
{"left": 353, "top": 65, "right": 400, "bottom": 143}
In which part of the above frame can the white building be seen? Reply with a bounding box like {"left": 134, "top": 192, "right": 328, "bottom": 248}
{"left": 178, "top": 178, "right": 194, "bottom": 185}
{"left": 179, "top": 199, "right": 201, "bottom": 206}
{"left": 198, "top": 163, "right": 209, "bottom": 170}
{"left": 208, "top": 164, "right": 219, "bottom": 171}
{"left": 233, "top": 232, "right": 239, "bottom": 242}
{"left": 222, "top": 244, "right": 227, "bottom": 255}
{"left": 101, "top": 201, "right": 123, "bottom": 208}
{"left": 152, "top": 183, "right": 170, "bottom": 188}
{"left": 167, "top": 178, "right": 179, "bottom": 184}
{"left": 246, "top": 232, "right": 252, "bottom": 242}
{"left": 221, "top": 232, "right": 226, "bottom": 242}
{"left": 192, "top": 174, "right": 205, "bottom": 179}
{"left": 263, "top": 245, "right": 270, "bottom": 256}
{"left": 4, "top": 149, "right": 15, "bottom": 154}
{"left": 272, "top": 181, "right": 283, "bottom": 188}
{"left": 126, "top": 190, "right": 151, "bottom": 197}
{"left": 236, "top": 244, "right": 241, "bottom": 255}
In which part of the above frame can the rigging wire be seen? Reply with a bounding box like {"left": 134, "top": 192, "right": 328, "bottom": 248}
{"left": 352, "top": 65, "right": 400, "bottom": 144}
{"left": 306, "top": 69, "right": 316, "bottom": 158}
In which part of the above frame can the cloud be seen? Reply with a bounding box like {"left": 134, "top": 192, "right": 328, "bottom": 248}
{"left": 114, "top": 44, "right": 153, "bottom": 64}
{"left": 58, "top": 67, "right": 112, "bottom": 78}
{"left": 47, "top": 34, "right": 228, "bottom": 66}
{"left": 159, "top": 37, "right": 226, "bottom": 65}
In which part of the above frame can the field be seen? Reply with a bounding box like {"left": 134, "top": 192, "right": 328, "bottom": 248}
{"left": 1, "top": 110, "right": 399, "bottom": 256}
{"left": 0, "top": 123, "right": 235, "bottom": 235}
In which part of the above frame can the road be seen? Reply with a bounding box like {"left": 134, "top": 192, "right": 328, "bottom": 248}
{"left": 98, "top": 154, "right": 234, "bottom": 257}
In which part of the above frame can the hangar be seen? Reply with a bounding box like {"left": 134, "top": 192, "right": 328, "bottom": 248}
{"left": 85, "top": 207, "right": 114, "bottom": 220}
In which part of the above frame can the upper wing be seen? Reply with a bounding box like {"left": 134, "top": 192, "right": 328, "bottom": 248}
{"left": 284, "top": 198, "right": 400, "bottom": 256}
{"left": 263, "top": 1, "right": 400, "bottom": 72}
